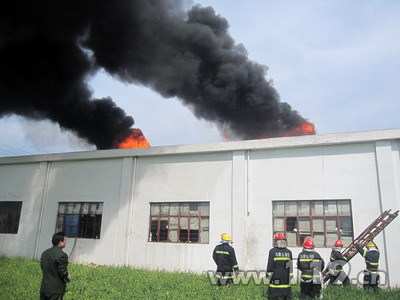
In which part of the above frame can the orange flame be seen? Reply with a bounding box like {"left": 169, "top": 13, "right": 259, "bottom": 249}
{"left": 284, "top": 122, "right": 316, "bottom": 137}
{"left": 224, "top": 122, "right": 316, "bottom": 141}
{"left": 224, "top": 133, "right": 229, "bottom": 142}
{"left": 117, "top": 129, "right": 151, "bottom": 149}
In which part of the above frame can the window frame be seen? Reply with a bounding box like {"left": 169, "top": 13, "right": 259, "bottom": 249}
{"left": 55, "top": 202, "right": 103, "bottom": 239}
{"left": 0, "top": 201, "right": 23, "bottom": 234}
{"left": 272, "top": 200, "right": 353, "bottom": 248}
{"left": 148, "top": 202, "right": 210, "bottom": 244}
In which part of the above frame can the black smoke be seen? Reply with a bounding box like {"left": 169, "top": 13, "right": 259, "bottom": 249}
{"left": 0, "top": 0, "right": 313, "bottom": 149}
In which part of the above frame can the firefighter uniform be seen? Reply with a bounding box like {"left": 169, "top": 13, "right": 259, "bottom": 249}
{"left": 356, "top": 244, "right": 380, "bottom": 291}
{"left": 297, "top": 249, "right": 325, "bottom": 299}
{"left": 266, "top": 247, "right": 293, "bottom": 300}
{"left": 329, "top": 249, "right": 350, "bottom": 285}
{"left": 212, "top": 242, "right": 239, "bottom": 285}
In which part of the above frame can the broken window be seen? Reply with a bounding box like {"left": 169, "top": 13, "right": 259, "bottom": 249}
{"left": 298, "top": 217, "right": 311, "bottom": 245}
{"left": 200, "top": 216, "right": 209, "bottom": 243}
{"left": 339, "top": 216, "right": 353, "bottom": 246}
{"left": 326, "top": 217, "right": 338, "bottom": 246}
{"left": 56, "top": 202, "right": 103, "bottom": 239}
{"left": 0, "top": 201, "right": 22, "bottom": 234}
{"left": 149, "top": 202, "right": 210, "bottom": 243}
{"left": 150, "top": 217, "right": 159, "bottom": 241}
{"left": 272, "top": 200, "right": 353, "bottom": 247}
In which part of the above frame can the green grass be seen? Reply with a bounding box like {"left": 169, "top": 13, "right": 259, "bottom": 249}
{"left": 0, "top": 256, "right": 399, "bottom": 299}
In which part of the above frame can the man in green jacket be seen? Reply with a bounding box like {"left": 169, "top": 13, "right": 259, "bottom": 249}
{"left": 40, "top": 232, "right": 71, "bottom": 300}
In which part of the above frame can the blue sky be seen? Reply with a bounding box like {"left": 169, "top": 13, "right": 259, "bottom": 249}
{"left": 1, "top": 0, "right": 399, "bottom": 156}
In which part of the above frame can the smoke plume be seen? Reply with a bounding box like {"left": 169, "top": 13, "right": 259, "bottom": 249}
{"left": 0, "top": 0, "right": 313, "bottom": 149}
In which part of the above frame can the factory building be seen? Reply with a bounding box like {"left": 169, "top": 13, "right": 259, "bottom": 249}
{"left": 0, "top": 128, "right": 399, "bottom": 287}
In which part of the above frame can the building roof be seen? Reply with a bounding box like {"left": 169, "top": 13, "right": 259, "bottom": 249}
{"left": 1, "top": 128, "right": 400, "bottom": 165}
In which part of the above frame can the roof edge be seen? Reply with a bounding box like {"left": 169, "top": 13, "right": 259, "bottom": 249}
{"left": 1, "top": 128, "right": 400, "bottom": 164}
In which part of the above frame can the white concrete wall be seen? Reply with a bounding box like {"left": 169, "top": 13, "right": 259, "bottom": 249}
{"left": 128, "top": 152, "right": 233, "bottom": 273}
{"left": 245, "top": 142, "right": 388, "bottom": 283}
{"left": 373, "top": 140, "right": 400, "bottom": 287}
{"left": 0, "top": 129, "right": 399, "bottom": 286}
{"left": 0, "top": 162, "right": 48, "bottom": 257}
{"left": 35, "top": 158, "right": 131, "bottom": 265}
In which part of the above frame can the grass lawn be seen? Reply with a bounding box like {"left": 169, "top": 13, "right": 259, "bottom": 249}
{"left": 1, "top": 256, "right": 399, "bottom": 299}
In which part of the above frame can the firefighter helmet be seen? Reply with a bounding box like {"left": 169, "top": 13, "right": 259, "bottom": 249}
{"left": 334, "top": 240, "right": 344, "bottom": 247}
{"left": 366, "top": 241, "right": 376, "bottom": 248}
{"left": 303, "top": 238, "right": 314, "bottom": 249}
{"left": 274, "top": 233, "right": 286, "bottom": 240}
{"left": 221, "top": 233, "right": 232, "bottom": 241}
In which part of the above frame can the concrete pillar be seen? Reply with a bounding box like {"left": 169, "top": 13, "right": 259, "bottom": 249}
{"left": 231, "top": 150, "right": 247, "bottom": 270}
{"left": 374, "top": 140, "right": 400, "bottom": 287}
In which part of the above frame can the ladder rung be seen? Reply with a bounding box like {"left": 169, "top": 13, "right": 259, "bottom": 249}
{"left": 323, "top": 209, "right": 398, "bottom": 283}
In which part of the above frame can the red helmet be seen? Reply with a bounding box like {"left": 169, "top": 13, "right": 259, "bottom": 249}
{"left": 274, "top": 233, "right": 286, "bottom": 240}
{"left": 334, "top": 240, "right": 344, "bottom": 247}
{"left": 303, "top": 238, "right": 314, "bottom": 249}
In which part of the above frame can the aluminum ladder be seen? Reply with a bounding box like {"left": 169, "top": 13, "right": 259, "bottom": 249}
{"left": 322, "top": 209, "right": 399, "bottom": 283}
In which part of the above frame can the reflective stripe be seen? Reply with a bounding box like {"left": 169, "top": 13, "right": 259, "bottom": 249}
{"left": 269, "top": 284, "right": 290, "bottom": 288}
{"left": 332, "top": 256, "right": 348, "bottom": 261}
{"left": 364, "top": 269, "right": 379, "bottom": 274}
{"left": 216, "top": 251, "right": 230, "bottom": 255}
{"left": 366, "top": 261, "right": 379, "bottom": 266}
{"left": 274, "top": 257, "right": 291, "bottom": 261}
{"left": 233, "top": 264, "right": 238, "bottom": 268}
{"left": 302, "top": 274, "right": 320, "bottom": 278}
{"left": 299, "top": 258, "right": 321, "bottom": 262}
{"left": 363, "top": 250, "right": 367, "bottom": 257}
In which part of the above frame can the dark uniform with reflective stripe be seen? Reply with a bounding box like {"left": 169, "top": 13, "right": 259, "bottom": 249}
{"left": 266, "top": 247, "right": 293, "bottom": 300}
{"left": 356, "top": 244, "right": 380, "bottom": 291}
{"left": 297, "top": 250, "right": 324, "bottom": 300}
{"left": 329, "top": 249, "right": 350, "bottom": 285}
{"left": 213, "top": 242, "right": 239, "bottom": 285}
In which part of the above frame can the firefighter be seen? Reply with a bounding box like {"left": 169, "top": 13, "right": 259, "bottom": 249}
{"left": 266, "top": 233, "right": 293, "bottom": 300}
{"left": 356, "top": 241, "right": 380, "bottom": 291}
{"left": 297, "top": 238, "right": 325, "bottom": 299}
{"left": 328, "top": 240, "right": 350, "bottom": 286}
{"left": 212, "top": 233, "right": 239, "bottom": 286}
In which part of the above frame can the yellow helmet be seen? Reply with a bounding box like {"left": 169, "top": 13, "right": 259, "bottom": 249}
{"left": 366, "top": 241, "right": 376, "bottom": 248}
{"left": 221, "top": 233, "right": 231, "bottom": 241}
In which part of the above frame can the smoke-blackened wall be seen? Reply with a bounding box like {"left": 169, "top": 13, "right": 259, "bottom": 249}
{"left": 0, "top": 0, "right": 313, "bottom": 149}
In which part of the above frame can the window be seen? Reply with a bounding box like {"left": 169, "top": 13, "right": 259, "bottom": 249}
{"left": 0, "top": 201, "right": 23, "bottom": 234}
{"left": 149, "top": 202, "right": 210, "bottom": 243}
{"left": 272, "top": 200, "right": 353, "bottom": 247}
{"left": 56, "top": 202, "right": 103, "bottom": 239}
